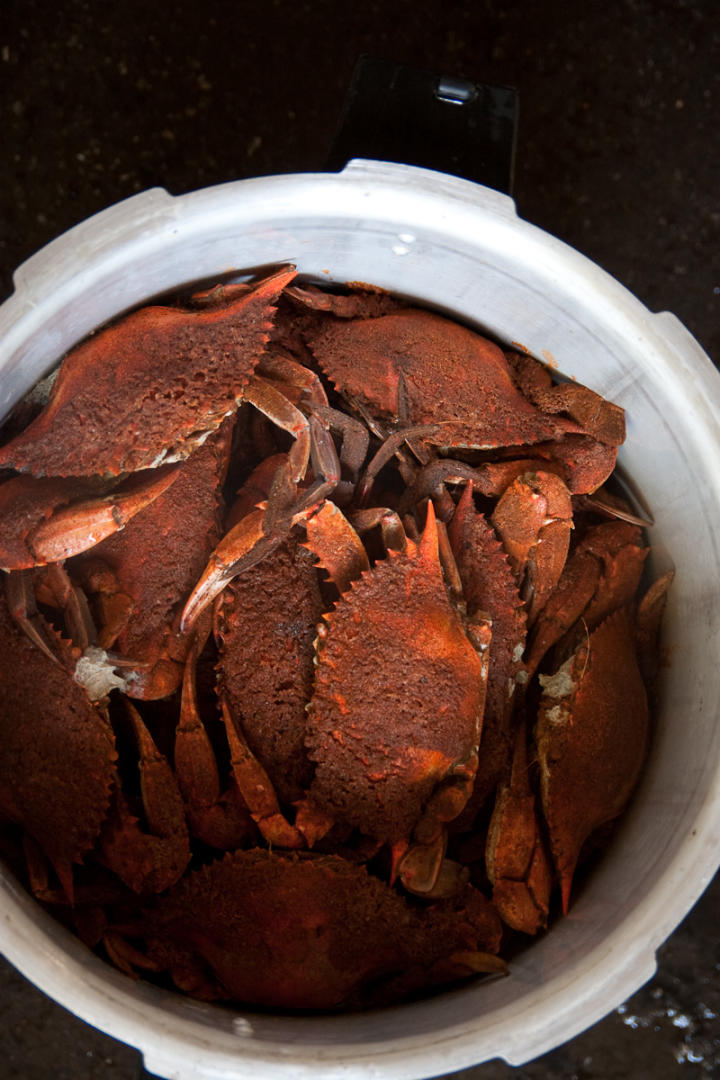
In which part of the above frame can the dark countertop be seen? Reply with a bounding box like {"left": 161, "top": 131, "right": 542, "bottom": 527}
{"left": 1, "top": 1, "right": 718, "bottom": 1077}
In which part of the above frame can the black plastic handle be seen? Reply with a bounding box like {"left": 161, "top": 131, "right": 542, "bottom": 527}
{"left": 327, "top": 56, "right": 518, "bottom": 196}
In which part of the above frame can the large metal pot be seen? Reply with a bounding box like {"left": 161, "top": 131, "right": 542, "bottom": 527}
{"left": 1, "top": 160, "right": 719, "bottom": 1079}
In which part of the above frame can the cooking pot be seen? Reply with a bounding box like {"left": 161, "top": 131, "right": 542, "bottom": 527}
{"left": 0, "top": 159, "right": 719, "bottom": 1079}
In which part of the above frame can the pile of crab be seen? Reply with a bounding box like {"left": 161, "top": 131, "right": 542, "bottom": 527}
{"left": 0, "top": 266, "right": 671, "bottom": 1011}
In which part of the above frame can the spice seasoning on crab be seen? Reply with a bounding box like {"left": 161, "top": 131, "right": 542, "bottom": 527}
{"left": 536, "top": 608, "right": 650, "bottom": 913}
{"left": 305, "top": 308, "right": 574, "bottom": 451}
{"left": 0, "top": 266, "right": 296, "bottom": 478}
{"left": 0, "top": 593, "right": 116, "bottom": 902}
{"left": 71, "top": 419, "right": 235, "bottom": 700}
{"left": 215, "top": 531, "right": 324, "bottom": 807}
{"left": 0, "top": 270, "right": 671, "bottom": 1012}
{"left": 126, "top": 849, "right": 504, "bottom": 1009}
{"left": 305, "top": 502, "right": 489, "bottom": 847}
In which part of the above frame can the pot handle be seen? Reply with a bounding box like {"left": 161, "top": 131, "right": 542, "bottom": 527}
{"left": 326, "top": 55, "right": 517, "bottom": 195}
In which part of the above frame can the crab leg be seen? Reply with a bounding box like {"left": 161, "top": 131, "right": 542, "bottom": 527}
{"left": 33, "top": 563, "right": 96, "bottom": 651}
{"left": 304, "top": 500, "right": 369, "bottom": 592}
{"left": 181, "top": 420, "right": 340, "bottom": 633}
{"left": 485, "top": 722, "right": 552, "bottom": 934}
{"left": 309, "top": 404, "right": 369, "bottom": 474}
{"left": 220, "top": 701, "right": 307, "bottom": 849}
{"left": 5, "top": 563, "right": 109, "bottom": 673}
{"left": 174, "top": 632, "right": 253, "bottom": 850}
{"left": 349, "top": 506, "right": 408, "bottom": 554}
{"left": 256, "top": 350, "right": 329, "bottom": 407}
{"left": 0, "top": 466, "right": 180, "bottom": 571}
{"left": 99, "top": 702, "right": 191, "bottom": 894}
{"left": 4, "top": 570, "right": 60, "bottom": 663}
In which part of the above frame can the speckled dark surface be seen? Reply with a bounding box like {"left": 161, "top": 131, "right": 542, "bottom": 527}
{"left": 0, "top": 1, "right": 718, "bottom": 1077}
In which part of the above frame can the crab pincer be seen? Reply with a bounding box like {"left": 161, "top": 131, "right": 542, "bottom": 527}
{"left": 0, "top": 266, "right": 296, "bottom": 478}
{"left": 447, "top": 483, "right": 527, "bottom": 817}
{"left": 98, "top": 701, "right": 191, "bottom": 894}
{"left": 180, "top": 421, "right": 341, "bottom": 633}
{"left": 0, "top": 466, "right": 180, "bottom": 571}
{"left": 172, "top": 631, "right": 254, "bottom": 851}
{"left": 485, "top": 722, "right": 552, "bottom": 934}
{"left": 491, "top": 470, "right": 574, "bottom": 626}
{"left": 525, "top": 520, "right": 648, "bottom": 678}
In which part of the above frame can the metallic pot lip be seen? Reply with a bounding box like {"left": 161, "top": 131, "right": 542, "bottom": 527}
{"left": 0, "top": 159, "right": 718, "bottom": 1078}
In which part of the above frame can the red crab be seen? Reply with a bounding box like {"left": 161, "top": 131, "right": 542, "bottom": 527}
{"left": 302, "top": 499, "right": 492, "bottom": 894}
{"left": 304, "top": 307, "right": 573, "bottom": 452}
{"left": 111, "top": 849, "right": 504, "bottom": 1009}
{"left": 0, "top": 591, "right": 116, "bottom": 902}
{"left": 70, "top": 418, "right": 235, "bottom": 700}
{"left": 173, "top": 452, "right": 326, "bottom": 849}
{"left": 535, "top": 607, "right": 649, "bottom": 913}
{"left": 0, "top": 266, "right": 297, "bottom": 477}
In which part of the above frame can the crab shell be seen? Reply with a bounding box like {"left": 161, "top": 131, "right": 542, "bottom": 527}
{"left": 214, "top": 532, "right": 324, "bottom": 806}
{"left": 305, "top": 308, "right": 575, "bottom": 451}
{"left": 138, "top": 849, "right": 503, "bottom": 1009}
{"left": 0, "top": 266, "right": 296, "bottom": 478}
{"left": 536, "top": 607, "right": 649, "bottom": 913}
{"left": 0, "top": 593, "right": 117, "bottom": 900}
{"left": 305, "top": 503, "right": 486, "bottom": 843}
{"left": 71, "top": 418, "right": 235, "bottom": 700}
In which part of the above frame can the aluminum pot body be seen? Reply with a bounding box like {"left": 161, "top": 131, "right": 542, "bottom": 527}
{"left": 0, "top": 160, "right": 719, "bottom": 1080}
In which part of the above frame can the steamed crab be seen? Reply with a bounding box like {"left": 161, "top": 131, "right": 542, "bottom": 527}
{"left": 0, "top": 268, "right": 669, "bottom": 1011}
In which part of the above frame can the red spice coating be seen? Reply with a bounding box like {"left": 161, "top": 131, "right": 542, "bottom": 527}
{"left": 0, "top": 596, "right": 116, "bottom": 886}
{"left": 142, "top": 850, "right": 502, "bottom": 1009}
{"left": 306, "top": 309, "right": 566, "bottom": 450}
{"left": 0, "top": 268, "right": 295, "bottom": 478}
{"left": 215, "top": 536, "right": 324, "bottom": 804}
{"left": 306, "top": 518, "right": 483, "bottom": 841}
{"left": 537, "top": 608, "right": 649, "bottom": 909}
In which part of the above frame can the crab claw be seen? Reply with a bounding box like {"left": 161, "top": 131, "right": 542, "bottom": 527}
{"left": 181, "top": 436, "right": 340, "bottom": 633}
{"left": 491, "top": 470, "right": 573, "bottom": 625}
{"left": 485, "top": 723, "right": 552, "bottom": 934}
{"left": 180, "top": 507, "right": 279, "bottom": 632}
{"left": 174, "top": 633, "right": 254, "bottom": 850}
{"left": 98, "top": 702, "right": 191, "bottom": 894}
{"left": 0, "top": 466, "right": 180, "bottom": 571}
